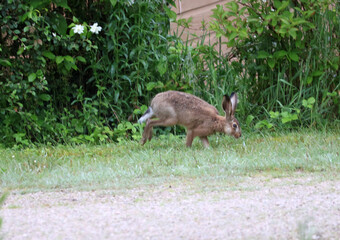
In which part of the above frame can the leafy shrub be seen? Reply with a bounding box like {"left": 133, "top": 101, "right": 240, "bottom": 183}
{"left": 0, "top": 0, "right": 178, "bottom": 147}
{"left": 207, "top": 0, "right": 339, "bottom": 128}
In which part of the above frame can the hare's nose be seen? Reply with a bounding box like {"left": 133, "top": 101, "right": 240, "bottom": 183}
{"left": 235, "top": 132, "right": 241, "bottom": 138}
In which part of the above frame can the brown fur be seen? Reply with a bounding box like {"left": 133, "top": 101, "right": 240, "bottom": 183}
{"left": 140, "top": 91, "right": 241, "bottom": 147}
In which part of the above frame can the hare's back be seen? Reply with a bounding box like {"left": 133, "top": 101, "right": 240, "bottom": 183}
{"left": 151, "top": 91, "right": 218, "bottom": 120}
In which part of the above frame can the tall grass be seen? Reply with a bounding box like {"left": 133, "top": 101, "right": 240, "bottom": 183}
{"left": 174, "top": 0, "right": 339, "bottom": 130}
{"left": 0, "top": 130, "right": 339, "bottom": 191}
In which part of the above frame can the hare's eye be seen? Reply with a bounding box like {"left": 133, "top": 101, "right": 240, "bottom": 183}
{"left": 232, "top": 123, "right": 237, "bottom": 129}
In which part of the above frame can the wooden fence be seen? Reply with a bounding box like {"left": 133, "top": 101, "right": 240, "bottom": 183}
{"left": 170, "top": 0, "right": 231, "bottom": 53}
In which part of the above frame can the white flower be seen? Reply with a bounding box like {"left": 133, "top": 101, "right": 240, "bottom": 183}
{"left": 127, "top": 0, "right": 135, "bottom": 6}
{"left": 73, "top": 24, "right": 84, "bottom": 34}
{"left": 52, "top": 32, "right": 56, "bottom": 37}
{"left": 89, "top": 23, "right": 102, "bottom": 34}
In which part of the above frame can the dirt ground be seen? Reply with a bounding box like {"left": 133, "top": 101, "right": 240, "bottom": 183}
{"left": 1, "top": 176, "right": 340, "bottom": 240}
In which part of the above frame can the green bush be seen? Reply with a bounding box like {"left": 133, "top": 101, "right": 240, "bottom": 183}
{"left": 208, "top": 0, "right": 339, "bottom": 129}
{"left": 0, "top": 0, "right": 179, "bottom": 147}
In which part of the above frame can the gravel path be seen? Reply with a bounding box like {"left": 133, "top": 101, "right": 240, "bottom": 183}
{"left": 1, "top": 176, "right": 340, "bottom": 240}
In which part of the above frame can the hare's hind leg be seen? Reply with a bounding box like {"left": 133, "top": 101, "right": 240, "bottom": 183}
{"left": 141, "top": 119, "right": 152, "bottom": 145}
{"left": 141, "top": 118, "right": 177, "bottom": 145}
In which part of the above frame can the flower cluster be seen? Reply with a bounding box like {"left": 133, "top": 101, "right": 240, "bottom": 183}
{"left": 72, "top": 23, "right": 102, "bottom": 35}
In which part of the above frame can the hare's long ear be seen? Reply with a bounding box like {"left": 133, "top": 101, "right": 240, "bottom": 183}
{"left": 230, "top": 92, "right": 238, "bottom": 116}
{"left": 222, "top": 95, "right": 232, "bottom": 119}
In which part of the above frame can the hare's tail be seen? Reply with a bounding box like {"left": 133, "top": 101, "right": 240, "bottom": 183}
{"left": 138, "top": 107, "right": 154, "bottom": 124}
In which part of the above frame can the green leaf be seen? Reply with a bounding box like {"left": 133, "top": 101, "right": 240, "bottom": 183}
{"left": 281, "top": 118, "right": 290, "bottom": 124}
{"left": 273, "top": 0, "right": 282, "bottom": 9}
{"left": 239, "top": 30, "right": 248, "bottom": 39}
{"left": 110, "top": 0, "right": 117, "bottom": 7}
{"left": 75, "top": 125, "right": 83, "bottom": 133}
{"left": 312, "top": 70, "right": 323, "bottom": 77}
{"left": 64, "top": 55, "right": 74, "bottom": 63}
{"left": 255, "top": 120, "right": 273, "bottom": 129}
{"left": 29, "top": 0, "right": 50, "bottom": 9}
{"left": 270, "top": 111, "right": 280, "bottom": 119}
{"left": 157, "top": 61, "right": 167, "bottom": 76}
{"left": 257, "top": 51, "right": 270, "bottom": 59}
{"left": 146, "top": 82, "right": 158, "bottom": 91}
{"left": 0, "top": 59, "right": 12, "bottom": 67}
{"left": 76, "top": 56, "right": 86, "bottom": 63}
{"left": 278, "top": 1, "right": 289, "bottom": 11}
{"left": 121, "top": 75, "right": 131, "bottom": 84}
{"left": 56, "top": 56, "right": 64, "bottom": 64}
{"left": 272, "top": 18, "right": 278, "bottom": 27}
{"left": 53, "top": 0, "right": 71, "bottom": 11}
{"left": 17, "top": 47, "right": 24, "bottom": 55}
{"left": 39, "top": 94, "right": 51, "bottom": 101}
{"left": 288, "top": 52, "right": 299, "bottom": 62}
{"left": 229, "top": 1, "right": 238, "bottom": 12}
{"left": 327, "top": 92, "right": 337, "bottom": 97}
{"left": 28, "top": 73, "right": 36, "bottom": 82}
{"left": 288, "top": 28, "right": 297, "bottom": 39}
{"left": 164, "top": 7, "right": 177, "bottom": 22}
{"left": 307, "top": 97, "right": 315, "bottom": 105}
{"left": 273, "top": 50, "right": 287, "bottom": 59}
{"left": 43, "top": 51, "right": 56, "bottom": 60}
{"left": 114, "top": 91, "right": 120, "bottom": 103}
{"left": 302, "top": 99, "right": 308, "bottom": 107}
{"left": 291, "top": 114, "right": 298, "bottom": 120}
{"left": 268, "top": 58, "right": 275, "bottom": 69}
{"left": 246, "top": 115, "right": 254, "bottom": 126}
{"left": 306, "top": 76, "right": 313, "bottom": 84}
{"left": 229, "top": 32, "right": 238, "bottom": 41}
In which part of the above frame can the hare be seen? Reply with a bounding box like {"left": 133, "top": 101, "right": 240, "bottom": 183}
{"left": 138, "top": 90, "right": 241, "bottom": 147}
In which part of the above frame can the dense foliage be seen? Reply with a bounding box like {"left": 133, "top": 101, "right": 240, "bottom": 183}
{"left": 0, "top": 0, "right": 339, "bottom": 147}
{"left": 0, "top": 0, "right": 180, "bottom": 147}
{"left": 208, "top": 0, "right": 339, "bottom": 128}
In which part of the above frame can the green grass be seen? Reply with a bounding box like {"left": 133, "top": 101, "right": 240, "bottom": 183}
{"left": 0, "top": 130, "right": 339, "bottom": 191}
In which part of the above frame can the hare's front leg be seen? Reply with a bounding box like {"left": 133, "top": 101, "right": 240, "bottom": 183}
{"left": 200, "top": 136, "right": 209, "bottom": 148}
{"left": 186, "top": 129, "right": 194, "bottom": 147}
{"left": 186, "top": 127, "right": 211, "bottom": 148}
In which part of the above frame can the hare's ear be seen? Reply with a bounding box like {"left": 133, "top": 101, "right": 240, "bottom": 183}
{"left": 230, "top": 92, "right": 238, "bottom": 116}
{"left": 222, "top": 95, "right": 232, "bottom": 118}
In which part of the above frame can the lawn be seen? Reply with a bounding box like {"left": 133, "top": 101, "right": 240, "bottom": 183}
{"left": 0, "top": 130, "right": 339, "bottom": 191}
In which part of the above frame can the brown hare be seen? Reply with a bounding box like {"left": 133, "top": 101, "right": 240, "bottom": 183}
{"left": 138, "top": 91, "right": 241, "bottom": 147}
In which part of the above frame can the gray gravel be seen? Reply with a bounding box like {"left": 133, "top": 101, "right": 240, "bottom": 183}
{"left": 1, "top": 176, "right": 340, "bottom": 240}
